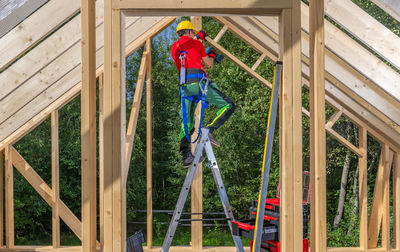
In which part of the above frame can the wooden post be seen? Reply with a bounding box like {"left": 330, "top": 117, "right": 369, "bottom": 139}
{"left": 51, "top": 111, "right": 60, "bottom": 248}
{"left": 0, "top": 150, "right": 3, "bottom": 247}
{"left": 309, "top": 0, "right": 327, "bottom": 251}
{"left": 104, "top": 1, "right": 126, "bottom": 251}
{"left": 382, "top": 144, "right": 391, "bottom": 249}
{"left": 81, "top": 0, "right": 97, "bottom": 251}
{"left": 359, "top": 127, "right": 368, "bottom": 249}
{"left": 190, "top": 16, "right": 203, "bottom": 251}
{"left": 146, "top": 38, "right": 153, "bottom": 249}
{"left": 5, "top": 146, "right": 13, "bottom": 248}
{"left": 394, "top": 152, "right": 400, "bottom": 249}
{"left": 279, "top": 1, "right": 303, "bottom": 251}
{"left": 99, "top": 73, "right": 104, "bottom": 248}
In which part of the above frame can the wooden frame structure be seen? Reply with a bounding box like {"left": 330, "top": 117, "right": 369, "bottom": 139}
{"left": 0, "top": 0, "right": 400, "bottom": 251}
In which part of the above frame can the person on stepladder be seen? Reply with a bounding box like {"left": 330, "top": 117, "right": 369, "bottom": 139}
{"left": 171, "top": 20, "right": 235, "bottom": 167}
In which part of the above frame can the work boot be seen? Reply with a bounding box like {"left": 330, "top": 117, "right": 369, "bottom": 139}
{"left": 181, "top": 151, "right": 195, "bottom": 168}
{"left": 208, "top": 131, "right": 220, "bottom": 147}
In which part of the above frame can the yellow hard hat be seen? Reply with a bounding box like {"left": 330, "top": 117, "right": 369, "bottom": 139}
{"left": 176, "top": 20, "right": 197, "bottom": 34}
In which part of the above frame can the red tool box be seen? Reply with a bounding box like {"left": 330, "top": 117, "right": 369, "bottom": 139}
{"left": 232, "top": 172, "right": 310, "bottom": 252}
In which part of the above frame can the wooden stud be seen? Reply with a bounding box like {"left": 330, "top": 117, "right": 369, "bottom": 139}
{"left": 190, "top": 16, "right": 203, "bottom": 251}
{"left": 359, "top": 127, "right": 368, "bottom": 249}
{"left": 368, "top": 146, "right": 394, "bottom": 248}
{"left": 125, "top": 51, "right": 147, "bottom": 178}
{"left": 5, "top": 146, "right": 13, "bottom": 248}
{"left": 381, "top": 145, "right": 392, "bottom": 249}
{"left": 394, "top": 152, "right": 400, "bottom": 249}
{"left": 99, "top": 73, "right": 104, "bottom": 248}
{"left": 213, "top": 25, "right": 228, "bottom": 43}
{"left": 309, "top": 1, "right": 327, "bottom": 252}
{"left": 51, "top": 111, "right": 60, "bottom": 248}
{"left": 0, "top": 149, "right": 2, "bottom": 248}
{"left": 145, "top": 39, "right": 153, "bottom": 249}
{"left": 81, "top": 0, "right": 97, "bottom": 251}
{"left": 279, "top": 2, "right": 303, "bottom": 251}
{"left": 103, "top": 1, "right": 126, "bottom": 250}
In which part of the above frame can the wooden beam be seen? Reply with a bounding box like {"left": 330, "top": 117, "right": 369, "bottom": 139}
{"left": 145, "top": 38, "right": 153, "bottom": 249}
{"left": 394, "top": 152, "right": 400, "bottom": 249}
{"left": 118, "top": 0, "right": 291, "bottom": 14}
{"left": 213, "top": 16, "right": 277, "bottom": 62}
{"left": 81, "top": 0, "right": 97, "bottom": 251}
{"left": 5, "top": 146, "right": 13, "bottom": 248}
{"left": 213, "top": 25, "right": 228, "bottom": 43}
{"left": 279, "top": 2, "right": 303, "bottom": 251}
{"left": 309, "top": 0, "right": 327, "bottom": 251}
{"left": 251, "top": 53, "right": 267, "bottom": 71}
{"left": 326, "top": 109, "right": 343, "bottom": 128}
{"left": 125, "top": 51, "right": 147, "bottom": 178}
{"left": 51, "top": 111, "right": 60, "bottom": 248}
{"left": 10, "top": 147, "right": 85, "bottom": 241}
{"left": 0, "top": 149, "right": 3, "bottom": 247}
{"left": 99, "top": 73, "right": 104, "bottom": 248}
{"left": 0, "top": 0, "right": 80, "bottom": 72}
{"left": 368, "top": 147, "right": 394, "bottom": 248}
{"left": 359, "top": 127, "right": 368, "bottom": 249}
{"left": 325, "top": 0, "right": 400, "bottom": 71}
{"left": 325, "top": 127, "right": 363, "bottom": 157}
{"left": 206, "top": 37, "right": 272, "bottom": 89}
{"left": 103, "top": 1, "right": 126, "bottom": 250}
{"left": 191, "top": 16, "right": 203, "bottom": 251}
{"left": 381, "top": 145, "right": 392, "bottom": 249}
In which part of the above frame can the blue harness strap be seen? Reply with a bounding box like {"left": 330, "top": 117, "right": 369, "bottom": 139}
{"left": 178, "top": 51, "right": 209, "bottom": 143}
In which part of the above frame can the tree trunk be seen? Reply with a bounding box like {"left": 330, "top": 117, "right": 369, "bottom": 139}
{"left": 333, "top": 122, "right": 352, "bottom": 228}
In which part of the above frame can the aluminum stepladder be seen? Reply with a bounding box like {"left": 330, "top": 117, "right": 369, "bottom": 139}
{"left": 252, "top": 61, "right": 282, "bottom": 252}
{"left": 161, "top": 128, "right": 244, "bottom": 252}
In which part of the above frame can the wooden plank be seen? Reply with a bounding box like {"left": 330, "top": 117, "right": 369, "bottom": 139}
{"left": 206, "top": 37, "right": 272, "bottom": 89}
{"left": 370, "top": 0, "right": 400, "bottom": 22}
{"left": 300, "top": 2, "right": 400, "bottom": 112}
{"left": 325, "top": 109, "right": 342, "bottom": 128}
{"left": 213, "top": 25, "right": 228, "bottom": 43}
{"left": 381, "top": 145, "right": 392, "bottom": 249}
{"left": 51, "top": 111, "right": 60, "bottom": 248}
{"left": 98, "top": 73, "right": 104, "bottom": 248}
{"left": 309, "top": 1, "right": 327, "bottom": 252}
{"left": 0, "top": 150, "right": 2, "bottom": 247}
{"left": 0, "top": 0, "right": 47, "bottom": 38}
{"left": 145, "top": 39, "right": 153, "bottom": 249}
{"left": 190, "top": 16, "right": 203, "bottom": 251}
{"left": 0, "top": 16, "right": 150, "bottom": 145}
{"left": 249, "top": 16, "right": 278, "bottom": 42}
{"left": 394, "top": 152, "right": 400, "bottom": 249}
{"left": 359, "top": 127, "right": 368, "bottom": 249}
{"left": 81, "top": 0, "right": 97, "bottom": 251}
{"left": 0, "top": 0, "right": 80, "bottom": 72}
{"left": 325, "top": 0, "right": 400, "bottom": 71}
{"left": 279, "top": 2, "right": 303, "bottom": 251}
{"left": 251, "top": 53, "right": 267, "bottom": 71}
{"left": 325, "top": 127, "right": 363, "bottom": 157}
{"left": 125, "top": 51, "right": 147, "bottom": 178}
{"left": 213, "top": 16, "right": 277, "bottom": 62}
{"left": 367, "top": 147, "right": 394, "bottom": 248}
{"left": 5, "top": 146, "right": 13, "bottom": 248}
{"left": 118, "top": 0, "right": 291, "bottom": 13}
{"left": 10, "top": 147, "right": 84, "bottom": 241}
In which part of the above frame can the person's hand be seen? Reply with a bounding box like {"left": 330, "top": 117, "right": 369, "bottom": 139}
{"left": 206, "top": 47, "right": 217, "bottom": 60}
{"left": 196, "top": 30, "right": 208, "bottom": 41}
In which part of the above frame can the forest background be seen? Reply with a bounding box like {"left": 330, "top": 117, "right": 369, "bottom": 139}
{"left": 8, "top": 0, "right": 400, "bottom": 248}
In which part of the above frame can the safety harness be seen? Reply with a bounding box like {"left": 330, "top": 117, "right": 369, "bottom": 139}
{"left": 179, "top": 50, "right": 209, "bottom": 143}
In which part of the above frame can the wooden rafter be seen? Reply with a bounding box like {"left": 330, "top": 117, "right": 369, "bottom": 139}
{"left": 0, "top": 0, "right": 80, "bottom": 72}
{"left": 370, "top": 0, "right": 400, "bottom": 22}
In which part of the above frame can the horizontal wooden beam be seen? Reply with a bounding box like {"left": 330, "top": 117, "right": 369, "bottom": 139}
{"left": 118, "top": 0, "right": 291, "bottom": 14}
